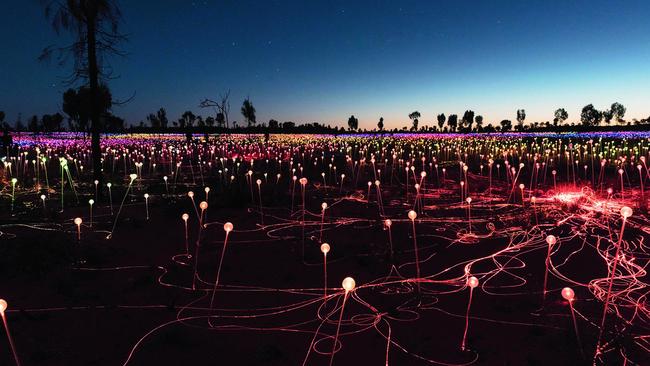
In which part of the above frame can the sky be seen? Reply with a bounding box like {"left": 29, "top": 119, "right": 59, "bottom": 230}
{"left": 2, "top": 0, "right": 650, "bottom": 129}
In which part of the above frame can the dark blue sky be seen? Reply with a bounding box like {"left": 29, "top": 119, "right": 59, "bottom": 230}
{"left": 2, "top": 0, "right": 650, "bottom": 128}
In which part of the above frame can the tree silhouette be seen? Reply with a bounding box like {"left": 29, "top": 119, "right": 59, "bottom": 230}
{"left": 179, "top": 111, "right": 196, "bottom": 128}
{"left": 610, "top": 102, "right": 626, "bottom": 124}
{"left": 603, "top": 109, "right": 613, "bottom": 124}
{"left": 377, "top": 117, "right": 384, "bottom": 131}
{"left": 241, "top": 98, "right": 256, "bottom": 127}
{"left": 408, "top": 111, "right": 420, "bottom": 131}
{"left": 63, "top": 85, "right": 111, "bottom": 133}
{"left": 475, "top": 115, "right": 483, "bottom": 130}
{"left": 28, "top": 115, "right": 40, "bottom": 132}
{"left": 347, "top": 115, "right": 358, "bottom": 130}
{"left": 554, "top": 108, "right": 568, "bottom": 125}
{"left": 516, "top": 109, "right": 526, "bottom": 130}
{"left": 157, "top": 108, "right": 168, "bottom": 129}
{"left": 40, "top": 0, "right": 126, "bottom": 186}
{"left": 15, "top": 114, "right": 24, "bottom": 132}
{"left": 500, "top": 119, "right": 512, "bottom": 131}
{"left": 200, "top": 90, "right": 231, "bottom": 128}
{"left": 62, "top": 89, "right": 82, "bottom": 131}
{"left": 437, "top": 113, "right": 446, "bottom": 130}
{"left": 205, "top": 116, "right": 215, "bottom": 127}
{"left": 462, "top": 110, "right": 475, "bottom": 130}
{"left": 42, "top": 113, "right": 64, "bottom": 132}
{"left": 215, "top": 113, "right": 225, "bottom": 128}
{"left": 146, "top": 112, "right": 161, "bottom": 128}
{"left": 268, "top": 119, "right": 279, "bottom": 129}
{"left": 448, "top": 114, "right": 458, "bottom": 131}
{"left": 581, "top": 104, "right": 602, "bottom": 126}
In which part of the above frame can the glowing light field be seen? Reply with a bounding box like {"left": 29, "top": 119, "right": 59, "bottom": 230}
{"left": 1, "top": 132, "right": 649, "bottom": 365}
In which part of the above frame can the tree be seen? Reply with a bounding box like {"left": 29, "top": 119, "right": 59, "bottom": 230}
{"left": 63, "top": 88, "right": 81, "bottom": 131}
{"left": 179, "top": 111, "right": 196, "bottom": 129}
{"left": 500, "top": 119, "right": 512, "bottom": 131}
{"left": 241, "top": 98, "right": 256, "bottom": 127}
{"left": 581, "top": 104, "right": 602, "bottom": 126}
{"left": 408, "top": 111, "right": 420, "bottom": 131}
{"left": 40, "top": 0, "right": 126, "bottom": 187}
{"left": 28, "top": 115, "right": 40, "bottom": 132}
{"left": 15, "top": 114, "right": 24, "bottom": 132}
{"left": 475, "top": 115, "right": 483, "bottom": 130}
{"left": 0, "top": 111, "right": 4, "bottom": 125}
{"left": 105, "top": 114, "right": 124, "bottom": 131}
{"left": 462, "top": 110, "right": 475, "bottom": 130}
{"left": 603, "top": 109, "right": 613, "bottom": 124}
{"left": 146, "top": 112, "right": 161, "bottom": 128}
{"left": 377, "top": 117, "right": 384, "bottom": 131}
{"left": 42, "top": 113, "right": 64, "bottom": 132}
{"left": 347, "top": 115, "right": 358, "bottom": 130}
{"left": 63, "top": 85, "right": 112, "bottom": 133}
{"left": 447, "top": 114, "right": 458, "bottom": 131}
{"left": 205, "top": 116, "right": 215, "bottom": 127}
{"left": 268, "top": 119, "right": 279, "bottom": 129}
{"left": 437, "top": 113, "right": 446, "bottom": 130}
{"left": 282, "top": 121, "right": 295, "bottom": 129}
{"left": 200, "top": 90, "right": 231, "bottom": 128}
{"left": 215, "top": 113, "right": 225, "bottom": 128}
{"left": 610, "top": 102, "right": 626, "bottom": 124}
{"left": 157, "top": 108, "right": 168, "bottom": 129}
{"left": 516, "top": 109, "right": 526, "bottom": 129}
{"left": 554, "top": 108, "right": 568, "bottom": 125}
{"left": 196, "top": 116, "right": 205, "bottom": 127}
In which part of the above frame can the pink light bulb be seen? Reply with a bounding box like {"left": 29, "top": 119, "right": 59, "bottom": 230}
{"left": 561, "top": 287, "right": 575, "bottom": 301}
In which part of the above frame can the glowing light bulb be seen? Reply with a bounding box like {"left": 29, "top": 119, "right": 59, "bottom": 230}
{"left": 74, "top": 217, "right": 82, "bottom": 226}
{"left": 129, "top": 173, "right": 137, "bottom": 181}
{"left": 466, "top": 197, "right": 471, "bottom": 204}
{"left": 89, "top": 199, "right": 94, "bottom": 205}
{"left": 188, "top": 191, "right": 194, "bottom": 198}
{"left": 0, "top": 299, "right": 7, "bottom": 313}
{"left": 342, "top": 277, "right": 356, "bottom": 292}
{"left": 546, "top": 235, "right": 557, "bottom": 246}
{"left": 320, "top": 243, "right": 330, "bottom": 254}
{"left": 561, "top": 287, "right": 575, "bottom": 301}
{"left": 408, "top": 210, "right": 417, "bottom": 220}
{"left": 468, "top": 276, "right": 479, "bottom": 288}
{"left": 200, "top": 201, "right": 208, "bottom": 210}
{"left": 321, "top": 202, "right": 327, "bottom": 210}
{"left": 620, "top": 206, "right": 632, "bottom": 218}
{"left": 384, "top": 219, "right": 392, "bottom": 227}
{"left": 144, "top": 193, "right": 149, "bottom": 199}
{"left": 40, "top": 194, "right": 46, "bottom": 201}
{"left": 182, "top": 213, "right": 189, "bottom": 221}
{"left": 256, "top": 179, "right": 261, "bottom": 185}
{"left": 224, "top": 222, "right": 234, "bottom": 232}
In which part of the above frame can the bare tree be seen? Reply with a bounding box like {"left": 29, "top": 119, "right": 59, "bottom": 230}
{"left": 200, "top": 90, "right": 231, "bottom": 128}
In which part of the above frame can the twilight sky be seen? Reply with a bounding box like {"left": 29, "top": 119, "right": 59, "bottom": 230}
{"left": 2, "top": 0, "right": 650, "bottom": 129}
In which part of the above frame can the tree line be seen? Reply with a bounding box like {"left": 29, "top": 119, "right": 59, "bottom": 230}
{"left": 2, "top": 100, "right": 649, "bottom": 134}
{"left": 353, "top": 102, "right": 648, "bottom": 133}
